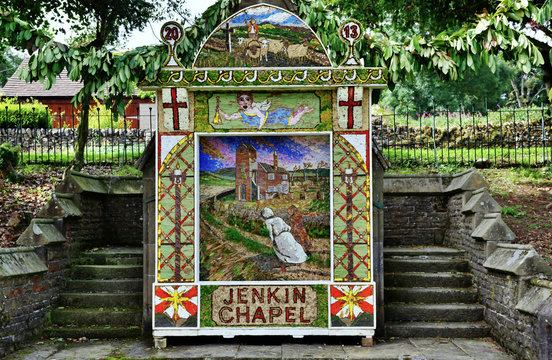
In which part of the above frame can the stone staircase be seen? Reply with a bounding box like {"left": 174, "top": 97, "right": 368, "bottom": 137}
{"left": 384, "top": 247, "right": 490, "bottom": 338}
{"left": 44, "top": 248, "right": 143, "bottom": 338}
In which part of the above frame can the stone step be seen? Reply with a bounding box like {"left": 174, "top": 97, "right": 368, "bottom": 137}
{"left": 59, "top": 292, "right": 142, "bottom": 307}
{"left": 385, "top": 321, "right": 491, "bottom": 338}
{"left": 385, "top": 303, "right": 485, "bottom": 322}
{"left": 385, "top": 287, "right": 477, "bottom": 304}
{"left": 385, "top": 237, "right": 439, "bottom": 247}
{"left": 50, "top": 308, "right": 142, "bottom": 327}
{"left": 78, "top": 248, "right": 143, "bottom": 265}
{"left": 385, "top": 272, "right": 473, "bottom": 288}
{"left": 65, "top": 279, "right": 143, "bottom": 293}
{"left": 384, "top": 258, "right": 468, "bottom": 273}
{"left": 384, "top": 247, "right": 465, "bottom": 258}
{"left": 71, "top": 265, "right": 142, "bottom": 280}
{"left": 42, "top": 325, "right": 142, "bottom": 339}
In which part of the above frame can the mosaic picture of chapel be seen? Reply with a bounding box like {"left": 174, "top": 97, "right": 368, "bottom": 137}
{"left": 236, "top": 144, "right": 290, "bottom": 202}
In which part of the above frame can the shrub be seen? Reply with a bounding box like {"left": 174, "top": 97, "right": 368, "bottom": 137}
{"left": 88, "top": 98, "right": 133, "bottom": 129}
{"left": 0, "top": 97, "right": 51, "bottom": 128}
{"left": 0, "top": 142, "right": 21, "bottom": 179}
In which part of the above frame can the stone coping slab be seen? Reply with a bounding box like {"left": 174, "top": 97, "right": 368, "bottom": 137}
{"left": 383, "top": 174, "right": 449, "bottom": 194}
{"left": 445, "top": 168, "right": 489, "bottom": 194}
{"left": 3, "top": 338, "right": 514, "bottom": 359}
{"left": 484, "top": 243, "right": 552, "bottom": 277}
{"left": 16, "top": 218, "right": 66, "bottom": 247}
{"left": 471, "top": 213, "right": 516, "bottom": 242}
{"left": 461, "top": 188, "right": 502, "bottom": 215}
{"left": 56, "top": 171, "right": 142, "bottom": 195}
{"left": 516, "top": 286, "right": 552, "bottom": 315}
{"left": 0, "top": 246, "right": 47, "bottom": 278}
{"left": 38, "top": 194, "right": 83, "bottom": 218}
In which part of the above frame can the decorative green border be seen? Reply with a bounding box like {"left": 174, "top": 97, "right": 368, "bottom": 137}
{"left": 142, "top": 68, "right": 387, "bottom": 88}
{"left": 200, "top": 285, "right": 328, "bottom": 328}
{"left": 194, "top": 91, "right": 332, "bottom": 132}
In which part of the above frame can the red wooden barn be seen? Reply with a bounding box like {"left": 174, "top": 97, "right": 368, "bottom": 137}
{"left": 0, "top": 58, "right": 156, "bottom": 129}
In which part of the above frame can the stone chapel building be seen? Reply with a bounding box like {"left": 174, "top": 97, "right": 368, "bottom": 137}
{"left": 235, "top": 143, "right": 290, "bottom": 202}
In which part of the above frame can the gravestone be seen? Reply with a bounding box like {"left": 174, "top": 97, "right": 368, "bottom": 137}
{"left": 139, "top": 3, "right": 387, "bottom": 345}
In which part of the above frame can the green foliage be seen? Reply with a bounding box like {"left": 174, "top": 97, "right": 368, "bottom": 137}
{"left": 0, "top": 142, "right": 20, "bottom": 173}
{"left": 0, "top": 45, "right": 22, "bottom": 87}
{"left": 88, "top": 99, "right": 133, "bottom": 129}
{"left": 223, "top": 228, "right": 274, "bottom": 256}
{"left": 0, "top": 0, "right": 189, "bottom": 168}
{"left": 308, "top": 198, "right": 330, "bottom": 213}
{"left": 227, "top": 214, "right": 270, "bottom": 238}
{"left": 502, "top": 205, "right": 527, "bottom": 217}
{"left": 306, "top": 223, "right": 331, "bottom": 239}
{"left": 379, "top": 58, "right": 515, "bottom": 112}
{"left": 297, "top": 0, "right": 550, "bottom": 96}
{"left": 202, "top": 208, "right": 223, "bottom": 227}
{"left": 0, "top": 97, "right": 51, "bottom": 128}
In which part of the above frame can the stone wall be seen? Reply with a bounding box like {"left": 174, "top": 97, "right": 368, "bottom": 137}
{"left": 384, "top": 169, "right": 552, "bottom": 360}
{"left": 443, "top": 171, "right": 551, "bottom": 360}
{"left": 104, "top": 195, "right": 143, "bottom": 246}
{"left": 0, "top": 128, "right": 153, "bottom": 150}
{"left": 0, "top": 172, "right": 142, "bottom": 357}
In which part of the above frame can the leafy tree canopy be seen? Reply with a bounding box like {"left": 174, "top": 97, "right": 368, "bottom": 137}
{"left": 0, "top": 0, "right": 550, "bottom": 168}
{"left": 308, "top": 0, "right": 551, "bottom": 100}
{"left": 323, "top": 0, "right": 499, "bottom": 35}
{"left": 379, "top": 59, "right": 516, "bottom": 112}
{"left": 0, "top": 0, "right": 190, "bottom": 169}
{"left": 0, "top": 45, "right": 22, "bottom": 87}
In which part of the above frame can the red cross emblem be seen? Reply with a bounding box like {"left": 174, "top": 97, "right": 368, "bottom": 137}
{"left": 339, "top": 87, "right": 362, "bottom": 129}
{"left": 163, "top": 88, "right": 188, "bottom": 130}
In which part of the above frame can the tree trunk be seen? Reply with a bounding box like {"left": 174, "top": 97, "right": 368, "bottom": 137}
{"left": 543, "top": 58, "right": 552, "bottom": 105}
{"left": 71, "top": 91, "right": 92, "bottom": 171}
{"left": 511, "top": 78, "right": 523, "bottom": 107}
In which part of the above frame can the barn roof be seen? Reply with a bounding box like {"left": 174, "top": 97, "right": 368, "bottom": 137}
{"left": 0, "top": 58, "right": 141, "bottom": 99}
{"left": 0, "top": 58, "right": 83, "bottom": 98}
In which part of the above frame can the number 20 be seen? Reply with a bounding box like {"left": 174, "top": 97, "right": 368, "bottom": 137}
{"left": 164, "top": 27, "right": 179, "bottom": 41}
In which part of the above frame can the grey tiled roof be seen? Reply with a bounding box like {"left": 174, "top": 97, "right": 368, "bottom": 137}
{"left": 0, "top": 57, "right": 140, "bottom": 98}
{"left": 0, "top": 58, "right": 83, "bottom": 98}
{"left": 258, "top": 162, "right": 288, "bottom": 174}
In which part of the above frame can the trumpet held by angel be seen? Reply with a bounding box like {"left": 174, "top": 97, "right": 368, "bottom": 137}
{"left": 214, "top": 92, "right": 314, "bottom": 130}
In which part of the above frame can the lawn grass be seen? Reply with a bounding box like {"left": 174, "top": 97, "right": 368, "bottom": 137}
{"left": 383, "top": 146, "right": 552, "bottom": 171}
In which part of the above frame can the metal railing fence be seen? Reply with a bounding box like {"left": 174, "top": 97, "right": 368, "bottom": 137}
{"left": 3, "top": 102, "right": 551, "bottom": 170}
{"left": 374, "top": 105, "right": 551, "bottom": 170}
{"left": 1, "top": 105, "right": 157, "bottom": 166}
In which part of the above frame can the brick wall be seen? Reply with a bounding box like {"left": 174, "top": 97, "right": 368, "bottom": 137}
{"left": 0, "top": 246, "right": 68, "bottom": 357}
{"left": 103, "top": 195, "right": 143, "bottom": 246}
{"left": 383, "top": 174, "right": 450, "bottom": 247}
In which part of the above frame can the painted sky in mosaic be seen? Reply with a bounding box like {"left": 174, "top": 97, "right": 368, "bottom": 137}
{"left": 229, "top": 6, "right": 304, "bottom": 27}
{"left": 199, "top": 136, "right": 330, "bottom": 172}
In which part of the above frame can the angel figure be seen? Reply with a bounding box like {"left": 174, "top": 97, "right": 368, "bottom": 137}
{"left": 216, "top": 92, "right": 314, "bottom": 130}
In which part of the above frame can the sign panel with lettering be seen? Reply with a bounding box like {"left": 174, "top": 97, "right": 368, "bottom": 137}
{"left": 207, "top": 285, "right": 322, "bottom": 326}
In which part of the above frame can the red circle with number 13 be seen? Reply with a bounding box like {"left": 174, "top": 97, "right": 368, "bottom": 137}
{"left": 341, "top": 21, "right": 361, "bottom": 43}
